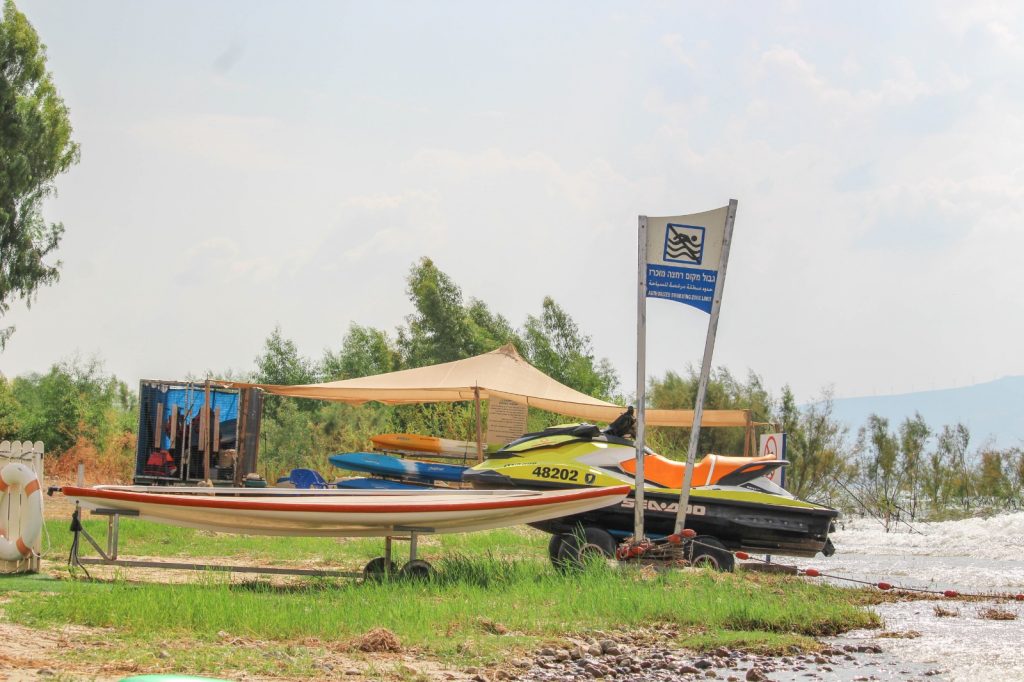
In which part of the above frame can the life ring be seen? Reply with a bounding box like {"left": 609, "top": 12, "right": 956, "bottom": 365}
{"left": 0, "top": 462, "right": 43, "bottom": 561}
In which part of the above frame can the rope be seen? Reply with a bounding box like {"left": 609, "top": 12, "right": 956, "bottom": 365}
{"left": 617, "top": 533, "right": 1024, "bottom": 601}
{"left": 731, "top": 549, "right": 1024, "bottom": 601}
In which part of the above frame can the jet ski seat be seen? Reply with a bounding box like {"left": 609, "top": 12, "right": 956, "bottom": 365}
{"left": 618, "top": 453, "right": 778, "bottom": 488}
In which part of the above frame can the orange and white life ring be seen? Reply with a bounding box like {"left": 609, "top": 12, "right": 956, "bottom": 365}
{"left": 0, "top": 462, "right": 42, "bottom": 561}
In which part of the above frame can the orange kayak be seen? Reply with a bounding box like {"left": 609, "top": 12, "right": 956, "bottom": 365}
{"left": 371, "top": 434, "right": 480, "bottom": 457}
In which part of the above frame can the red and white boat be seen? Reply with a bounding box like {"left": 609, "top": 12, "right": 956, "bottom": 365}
{"left": 60, "top": 484, "right": 630, "bottom": 537}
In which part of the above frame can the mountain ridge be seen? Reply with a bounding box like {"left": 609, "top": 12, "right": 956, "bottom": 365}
{"left": 826, "top": 375, "right": 1024, "bottom": 449}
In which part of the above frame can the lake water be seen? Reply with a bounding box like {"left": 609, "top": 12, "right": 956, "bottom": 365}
{"left": 817, "top": 511, "right": 1024, "bottom": 680}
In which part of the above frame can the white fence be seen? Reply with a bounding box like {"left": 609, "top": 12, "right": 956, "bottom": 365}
{"left": 0, "top": 440, "right": 44, "bottom": 574}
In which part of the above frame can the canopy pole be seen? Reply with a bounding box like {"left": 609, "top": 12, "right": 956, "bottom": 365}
{"left": 674, "top": 199, "right": 738, "bottom": 534}
{"left": 634, "top": 215, "right": 648, "bottom": 540}
{"left": 473, "top": 385, "right": 484, "bottom": 463}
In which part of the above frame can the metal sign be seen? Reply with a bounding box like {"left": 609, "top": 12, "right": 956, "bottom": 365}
{"left": 634, "top": 201, "right": 738, "bottom": 540}
{"left": 644, "top": 206, "right": 731, "bottom": 313}
{"left": 759, "top": 432, "right": 787, "bottom": 488}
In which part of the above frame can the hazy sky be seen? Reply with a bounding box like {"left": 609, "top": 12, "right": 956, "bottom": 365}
{"left": 3, "top": 1, "right": 1023, "bottom": 402}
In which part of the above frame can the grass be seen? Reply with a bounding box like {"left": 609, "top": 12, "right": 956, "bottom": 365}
{"left": 5, "top": 519, "right": 881, "bottom": 679}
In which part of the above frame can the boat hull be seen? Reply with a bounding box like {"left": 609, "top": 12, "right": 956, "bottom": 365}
{"left": 62, "top": 485, "right": 630, "bottom": 538}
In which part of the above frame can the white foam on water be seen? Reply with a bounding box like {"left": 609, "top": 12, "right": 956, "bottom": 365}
{"left": 816, "top": 511, "right": 1024, "bottom": 592}
{"left": 832, "top": 600, "right": 1024, "bottom": 682}
{"left": 831, "top": 511, "right": 1024, "bottom": 561}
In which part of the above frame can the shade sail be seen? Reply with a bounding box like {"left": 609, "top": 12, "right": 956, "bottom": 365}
{"left": 222, "top": 345, "right": 750, "bottom": 429}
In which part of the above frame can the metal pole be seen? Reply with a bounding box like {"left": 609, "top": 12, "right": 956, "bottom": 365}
{"left": 634, "top": 215, "right": 648, "bottom": 540}
{"left": 674, "top": 199, "right": 739, "bottom": 534}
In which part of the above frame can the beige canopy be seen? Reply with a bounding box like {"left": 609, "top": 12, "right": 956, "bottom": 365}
{"left": 224, "top": 345, "right": 750, "bottom": 429}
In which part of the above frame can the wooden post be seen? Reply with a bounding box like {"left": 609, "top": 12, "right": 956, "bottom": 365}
{"left": 473, "top": 386, "right": 484, "bottom": 463}
{"left": 234, "top": 390, "right": 247, "bottom": 486}
{"left": 169, "top": 405, "right": 178, "bottom": 448}
{"left": 202, "top": 380, "right": 211, "bottom": 484}
{"left": 153, "top": 402, "right": 163, "bottom": 448}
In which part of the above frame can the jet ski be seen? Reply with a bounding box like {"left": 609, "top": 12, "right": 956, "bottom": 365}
{"left": 462, "top": 419, "right": 838, "bottom": 565}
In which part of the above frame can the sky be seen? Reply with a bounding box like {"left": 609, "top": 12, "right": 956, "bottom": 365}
{"left": 3, "top": 1, "right": 1024, "bottom": 403}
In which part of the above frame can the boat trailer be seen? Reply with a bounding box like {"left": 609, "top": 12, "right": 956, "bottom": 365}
{"left": 65, "top": 503, "right": 436, "bottom": 581}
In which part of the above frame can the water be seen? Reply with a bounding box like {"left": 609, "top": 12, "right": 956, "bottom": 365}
{"left": 817, "top": 512, "right": 1024, "bottom": 680}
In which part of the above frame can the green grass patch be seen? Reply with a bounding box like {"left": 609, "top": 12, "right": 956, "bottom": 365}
{"left": 6, "top": 557, "right": 876, "bottom": 660}
{"left": 676, "top": 628, "right": 821, "bottom": 655}
{"left": 14, "top": 521, "right": 879, "bottom": 677}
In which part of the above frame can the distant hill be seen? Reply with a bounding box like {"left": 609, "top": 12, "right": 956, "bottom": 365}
{"left": 827, "top": 376, "right": 1024, "bottom": 450}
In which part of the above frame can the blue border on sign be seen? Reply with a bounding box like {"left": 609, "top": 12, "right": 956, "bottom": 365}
{"left": 663, "top": 223, "right": 705, "bottom": 265}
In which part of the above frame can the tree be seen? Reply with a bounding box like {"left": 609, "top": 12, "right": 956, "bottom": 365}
{"left": 397, "top": 258, "right": 518, "bottom": 367}
{"left": 858, "top": 414, "right": 903, "bottom": 525}
{"left": 322, "top": 323, "right": 398, "bottom": 380}
{"left": 646, "top": 367, "right": 771, "bottom": 458}
{"left": 0, "top": 372, "right": 20, "bottom": 437}
{"left": 9, "top": 356, "right": 133, "bottom": 453}
{"left": 935, "top": 422, "right": 973, "bottom": 509}
{"left": 977, "top": 449, "right": 1009, "bottom": 504}
{"left": 898, "top": 413, "right": 930, "bottom": 516}
{"left": 0, "top": 0, "right": 80, "bottom": 348}
{"left": 521, "top": 296, "right": 618, "bottom": 400}
{"left": 254, "top": 326, "right": 319, "bottom": 419}
{"left": 780, "top": 387, "right": 852, "bottom": 503}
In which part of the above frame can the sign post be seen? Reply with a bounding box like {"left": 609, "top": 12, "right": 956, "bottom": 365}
{"left": 633, "top": 201, "right": 739, "bottom": 540}
{"left": 633, "top": 216, "right": 649, "bottom": 540}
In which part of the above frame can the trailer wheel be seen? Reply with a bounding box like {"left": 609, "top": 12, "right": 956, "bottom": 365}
{"left": 547, "top": 533, "right": 568, "bottom": 568}
{"left": 557, "top": 526, "right": 617, "bottom": 570}
{"left": 362, "top": 556, "right": 398, "bottom": 581}
{"left": 400, "top": 559, "right": 434, "bottom": 580}
{"left": 688, "top": 536, "right": 735, "bottom": 572}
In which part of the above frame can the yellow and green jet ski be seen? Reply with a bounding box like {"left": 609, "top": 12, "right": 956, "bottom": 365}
{"left": 463, "top": 422, "right": 838, "bottom": 568}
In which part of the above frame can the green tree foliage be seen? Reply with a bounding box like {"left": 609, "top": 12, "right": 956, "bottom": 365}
{"left": 856, "top": 415, "right": 904, "bottom": 524}
{"left": 936, "top": 423, "right": 973, "bottom": 509}
{"left": 0, "top": 0, "right": 80, "bottom": 347}
{"left": 898, "top": 413, "right": 929, "bottom": 515}
{"left": 321, "top": 323, "right": 398, "bottom": 381}
{"left": 977, "top": 449, "right": 1010, "bottom": 503}
{"left": 396, "top": 257, "right": 519, "bottom": 367}
{"left": 0, "top": 372, "right": 21, "bottom": 436}
{"left": 779, "top": 387, "right": 852, "bottom": 503}
{"left": 645, "top": 367, "right": 771, "bottom": 457}
{"left": 254, "top": 326, "right": 318, "bottom": 385}
{"left": 253, "top": 326, "right": 319, "bottom": 420}
{"left": 521, "top": 297, "right": 618, "bottom": 400}
{"left": 8, "top": 357, "right": 134, "bottom": 453}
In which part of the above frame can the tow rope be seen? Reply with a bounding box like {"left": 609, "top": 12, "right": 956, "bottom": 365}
{"left": 618, "top": 531, "right": 1024, "bottom": 601}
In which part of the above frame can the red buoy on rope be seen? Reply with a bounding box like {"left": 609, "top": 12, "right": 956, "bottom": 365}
{"left": 734, "top": 551, "right": 750, "bottom": 560}
{"left": 804, "top": 568, "right": 821, "bottom": 578}
{"left": 943, "top": 590, "right": 959, "bottom": 598}
{"left": 681, "top": 528, "right": 697, "bottom": 538}
{"left": 877, "top": 582, "right": 893, "bottom": 591}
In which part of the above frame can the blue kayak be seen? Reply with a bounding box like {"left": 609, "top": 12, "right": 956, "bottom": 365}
{"left": 328, "top": 452, "right": 467, "bottom": 483}
{"left": 335, "top": 477, "right": 428, "bottom": 490}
